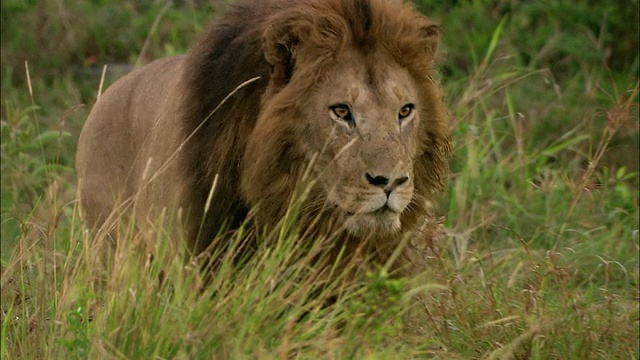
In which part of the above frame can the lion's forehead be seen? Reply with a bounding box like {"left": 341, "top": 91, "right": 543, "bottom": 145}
{"left": 325, "top": 52, "right": 419, "bottom": 108}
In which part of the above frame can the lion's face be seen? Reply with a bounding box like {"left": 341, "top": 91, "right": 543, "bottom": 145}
{"left": 298, "top": 50, "right": 421, "bottom": 235}
{"left": 241, "top": 2, "right": 448, "bottom": 240}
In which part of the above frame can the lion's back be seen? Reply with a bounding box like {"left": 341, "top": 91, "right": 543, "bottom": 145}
{"left": 76, "top": 56, "right": 188, "bottom": 231}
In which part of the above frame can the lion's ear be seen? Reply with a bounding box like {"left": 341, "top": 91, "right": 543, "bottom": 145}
{"left": 263, "top": 24, "right": 299, "bottom": 88}
{"left": 421, "top": 23, "right": 441, "bottom": 58}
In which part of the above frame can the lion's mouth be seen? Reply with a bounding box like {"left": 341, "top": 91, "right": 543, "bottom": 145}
{"left": 342, "top": 205, "right": 401, "bottom": 235}
{"left": 370, "top": 205, "right": 396, "bottom": 216}
{"left": 344, "top": 204, "right": 397, "bottom": 217}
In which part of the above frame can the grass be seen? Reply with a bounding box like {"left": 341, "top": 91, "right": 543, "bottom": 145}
{"left": 1, "top": 0, "right": 638, "bottom": 358}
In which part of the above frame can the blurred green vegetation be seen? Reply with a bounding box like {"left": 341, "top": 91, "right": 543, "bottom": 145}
{"left": 1, "top": 0, "right": 213, "bottom": 78}
{"left": 419, "top": 0, "right": 639, "bottom": 78}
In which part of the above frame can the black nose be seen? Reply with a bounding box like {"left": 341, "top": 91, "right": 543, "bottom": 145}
{"left": 365, "top": 173, "right": 409, "bottom": 188}
{"left": 366, "top": 173, "right": 389, "bottom": 187}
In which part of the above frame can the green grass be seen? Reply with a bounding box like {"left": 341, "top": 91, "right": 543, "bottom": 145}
{"left": 1, "top": 0, "right": 638, "bottom": 358}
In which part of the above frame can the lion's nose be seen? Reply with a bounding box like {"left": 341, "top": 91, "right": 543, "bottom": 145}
{"left": 365, "top": 173, "right": 409, "bottom": 194}
{"left": 365, "top": 173, "right": 389, "bottom": 187}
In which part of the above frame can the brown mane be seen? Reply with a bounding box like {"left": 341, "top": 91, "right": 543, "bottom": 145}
{"left": 179, "top": 0, "right": 450, "bottom": 254}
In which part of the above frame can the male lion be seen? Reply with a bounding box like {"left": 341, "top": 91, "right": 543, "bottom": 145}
{"left": 76, "top": 0, "right": 450, "bottom": 270}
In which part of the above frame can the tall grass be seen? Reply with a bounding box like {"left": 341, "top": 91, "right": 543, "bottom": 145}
{"left": 2, "top": 184, "right": 442, "bottom": 358}
{"left": 1, "top": 1, "right": 638, "bottom": 358}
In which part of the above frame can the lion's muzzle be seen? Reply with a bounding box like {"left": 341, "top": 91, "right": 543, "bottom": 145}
{"left": 364, "top": 172, "right": 410, "bottom": 213}
{"left": 326, "top": 168, "right": 414, "bottom": 235}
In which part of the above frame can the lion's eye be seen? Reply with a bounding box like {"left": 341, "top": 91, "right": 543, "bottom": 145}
{"left": 398, "top": 104, "right": 415, "bottom": 120}
{"left": 330, "top": 104, "right": 354, "bottom": 123}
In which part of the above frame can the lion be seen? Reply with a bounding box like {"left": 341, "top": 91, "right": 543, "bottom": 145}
{"left": 75, "top": 0, "right": 450, "bottom": 272}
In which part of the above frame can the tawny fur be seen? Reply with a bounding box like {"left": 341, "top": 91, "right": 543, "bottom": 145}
{"left": 76, "top": 0, "right": 451, "bottom": 270}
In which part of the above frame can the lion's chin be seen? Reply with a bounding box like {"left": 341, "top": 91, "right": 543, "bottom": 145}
{"left": 343, "top": 209, "right": 401, "bottom": 237}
